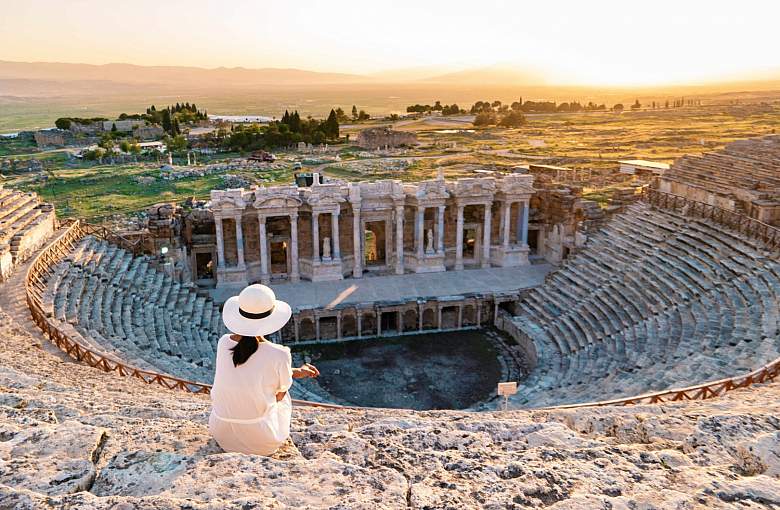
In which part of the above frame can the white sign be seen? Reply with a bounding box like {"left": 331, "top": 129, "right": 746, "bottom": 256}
{"left": 497, "top": 381, "right": 518, "bottom": 397}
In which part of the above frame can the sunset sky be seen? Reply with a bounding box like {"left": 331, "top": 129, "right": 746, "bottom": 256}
{"left": 1, "top": 0, "right": 779, "bottom": 86}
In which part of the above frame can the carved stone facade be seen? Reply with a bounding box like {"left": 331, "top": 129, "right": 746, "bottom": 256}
{"left": 205, "top": 175, "right": 535, "bottom": 287}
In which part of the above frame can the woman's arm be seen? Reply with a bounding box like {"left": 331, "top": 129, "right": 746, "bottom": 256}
{"left": 276, "top": 364, "right": 319, "bottom": 401}
{"left": 292, "top": 363, "right": 320, "bottom": 379}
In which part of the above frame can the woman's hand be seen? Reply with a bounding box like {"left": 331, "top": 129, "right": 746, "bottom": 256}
{"left": 292, "top": 363, "right": 320, "bottom": 379}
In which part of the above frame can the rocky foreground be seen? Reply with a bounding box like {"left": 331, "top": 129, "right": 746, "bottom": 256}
{"left": 0, "top": 308, "right": 779, "bottom": 509}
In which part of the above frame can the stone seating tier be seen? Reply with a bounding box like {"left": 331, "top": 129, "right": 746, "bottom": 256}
{"left": 509, "top": 202, "right": 780, "bottom": 408}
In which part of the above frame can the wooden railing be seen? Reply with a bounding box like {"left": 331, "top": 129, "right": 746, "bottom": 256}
{"left": 24, "top": 214, "right": 780, "bottom": 412}
{"left": 643, "top": 188, "right": 780, "bottom": 250}
{"left": 546, "top": 359, "right": 780, "bottom": 409}
{"left": 25, "top": 220, "right": 343, "bottom": 408}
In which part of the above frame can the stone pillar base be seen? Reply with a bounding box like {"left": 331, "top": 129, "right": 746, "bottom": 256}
{"left": 216, "top": 265, "right": 249, "bottom": 288}
{"left": 490, "top": 244, "right": 530, "bottom": 267}
{"left": 406, "top": 252, "right": 446, "bottom": 273}
{"left": 311, "top": 260, "right": 344, "bottom": 282}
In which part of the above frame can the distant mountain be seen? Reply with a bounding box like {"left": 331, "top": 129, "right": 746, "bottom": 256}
{"left": 0, "top": 61, "right": 371, "bottom": 87}
{"left": 421, "top": 65, "right": 548, "bottom": 86}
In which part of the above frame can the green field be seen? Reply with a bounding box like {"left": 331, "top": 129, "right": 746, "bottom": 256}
{"left": 2, "top": 103, "right": 779, "bottom": 220}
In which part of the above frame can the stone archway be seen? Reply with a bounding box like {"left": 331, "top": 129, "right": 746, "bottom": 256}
{"left": 403, "top": 309, "right": 418, "bottom": 332}
{"left": 462, "top": 305, "right": 476, "bottom": 326}
{"left": 422, "top": 308, "right": 436, "bottom": 330}
{"left": 342, "top": 313, "right": 357, "bottom": 337}
{"left": 299, "top": 318, "right": 315, "bottom": 341}
{"left": 361, "top": 312, "right": 377, "bottom": 336}
{"left": 441, "top": 306, "right": 459, "bottom": 329}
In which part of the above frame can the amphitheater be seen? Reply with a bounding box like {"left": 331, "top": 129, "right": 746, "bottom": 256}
{"left": 1, "top": 136, "right": 780, "bottom": 507}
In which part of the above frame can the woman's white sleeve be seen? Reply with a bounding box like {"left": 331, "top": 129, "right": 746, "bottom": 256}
{"left": 278, "top": 349, "right": 293, "bottom": 392}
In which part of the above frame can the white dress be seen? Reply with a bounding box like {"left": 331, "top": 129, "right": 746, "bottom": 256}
{"left": 208, "top": 335, "right": 293, "bottom": 455}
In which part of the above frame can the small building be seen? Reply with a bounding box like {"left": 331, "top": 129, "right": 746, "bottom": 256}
{"left": 619, "top": 160, "right": 670, "bottom": 176}
{"left": 138, "top": 141, "right": 165, "bottom": 153}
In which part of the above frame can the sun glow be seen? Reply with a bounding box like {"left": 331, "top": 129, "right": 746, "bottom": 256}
{"left": 1, "top": 0, "right": 778, "bottom": 86}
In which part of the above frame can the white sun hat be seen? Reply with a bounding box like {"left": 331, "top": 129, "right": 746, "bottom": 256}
{"left": 222, "top": 284, "right": 292, "bottom": 337}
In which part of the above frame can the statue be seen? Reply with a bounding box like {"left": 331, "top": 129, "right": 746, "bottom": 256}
{"left": 426, "top": 228, "right": 435, "bottom": 254}
{"left": 322, "top": 236, "right": 332, "bottom": 260}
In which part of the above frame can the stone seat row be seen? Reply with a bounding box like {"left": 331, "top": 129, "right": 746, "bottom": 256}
{"left": 511, "top": 202, "right": 780, "bottom": 407}
{"left": 43, "top": 237, "right": 226, "bottom": 384}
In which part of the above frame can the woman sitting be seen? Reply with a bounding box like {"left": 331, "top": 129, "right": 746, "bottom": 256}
{"left": 209, "top": 284, "right": 319, "bottom": 456}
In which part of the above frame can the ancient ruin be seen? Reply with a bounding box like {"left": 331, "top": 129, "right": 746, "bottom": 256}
{"left": 660, "top": 134, "right": 780, "bottom": 223}
{"left": 200, "top": 174, "right": 534, "bottom": 287}
{"left": 2, "top": 135, "right": 780, "bottom": 506}
{"left": 0, "top": 185, "right": 56, "bottom": 281}
{"left": 355, "top": 127, "right": 418, "bottom": 149}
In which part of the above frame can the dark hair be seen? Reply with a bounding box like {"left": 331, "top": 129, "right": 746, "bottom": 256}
{"left": 230, "top": 336, "right": 259, "bottom": 367}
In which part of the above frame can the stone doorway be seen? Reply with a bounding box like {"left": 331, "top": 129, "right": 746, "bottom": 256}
{"left": 195, "top": 252, "right": 213, "bottom": 280}
{"left": 528, "top": 229, "right": 539, "bottom": 254}
{"left": 463, "top": 225, "right": 479, "bottom": 263}
{"left": 269, "top": 240, "right": 289, "bottom": 278}
{"left": 364, "top": 221, "right": 386, "bottom": 268}
{"left": 380, "top": 311, "right": 398, "bottom": 335}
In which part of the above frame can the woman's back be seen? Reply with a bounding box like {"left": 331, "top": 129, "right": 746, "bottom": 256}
{"left": 209, "top": 334, "right": 294, "bottom": 455}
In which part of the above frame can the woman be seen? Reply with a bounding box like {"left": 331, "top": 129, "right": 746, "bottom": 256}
{"left": 209, "top": 284, "right": 319, "bottom": 456}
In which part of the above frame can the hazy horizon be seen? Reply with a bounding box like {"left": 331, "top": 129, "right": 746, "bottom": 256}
{"left": 2, "top": 0, "right": 780, "bottom": 87}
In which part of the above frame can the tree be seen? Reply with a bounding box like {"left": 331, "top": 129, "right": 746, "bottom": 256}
{"left": 335, "top": 107, "right": 348, "bottom": 122}
{"left": 473, "top": 111, "right": 497, "bottom": 126}
{"left": 510, "top": 101, "right": 523, "bottom": 112}
{"left": 612, "top": 103, "right": 624, "bottom": 113}
{"left": 111, "top": 123, "right": 118, "bottom": 133}
{"left": 120, "top": 140, "right": 131, "bottom": 153}
{"left": 129, "top": 143, "right": 141, "bottom": 155}
{"left": 498, "top": 111, "right": 526, "bottom": 128}
{"left": 55, "top": 118, "right": 72, "bottom": 130}
{"left": 161, "top": 109, "right": 173, "bottom": 134}
{"left": 325, "top": 109, "right": 339, "bottom": 139}
{"left": 351, "top": 105, "right": 358, "bottom": 121}
{"left": 98, "top": 133, "right": 115, "bottom": 151}
{"left": 164, "top": 134, "right": 187, "bottom": 154}
{"left": 631, "top": 99, "right": 641, "bottom": 110}
{"left": 357, "top": 110, "right": 370, "bottom": 121}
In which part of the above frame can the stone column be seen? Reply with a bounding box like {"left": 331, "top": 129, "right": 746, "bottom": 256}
{"left": 336, "top": 312, "right": 342, "bottom": 339}
{"left": 215, "top": 215, "right": 225, "bottom": 268}
{"left": 395, "top": 204, "right": 404, "bottom": 274}
{"left": 482, "top": 203, "right": 492, "bottom": 268}
{"left": 258, "top": 214, "right": 269, "bottom": 283}
{"left": 521, "top": 200, "right": 529, "bottom": 246}
{"left": 457, "top": 306, "right": 463, "bottom": 329}
{"left": 331, "top": 210, "right": 341, "bottom": 260}
{"left": 502, "top": 201, "right": 512, "bottom": 248}
{"left": 293, "top": 317, "right": 300, "bottom": 342}
{"left": 455, "top": 204, "right": 464, "bottom": 270}
{"left": 315, "top": 316, "right": 320, "bottom": 341}
{"left": 437, "top": 205, "right": 445, "bottom": 254}
{"left": 418, "top": 304, "right": 424, "bottom": 331}
{"left": 235, "top": 215, "right": 245, "bottom": 267}
{"left": 377, "top": 311, "right": 382, "bottom": 336}
{"left": 415, "top": 206, "right": 425, "bottom": 260}
{"left": 357, "top": 311, "right": 362, "bottom": 338}
{"left": 312, "top": 212, "right": 320, "bottom": 265}
{"left": 352, "top": 207, "right": 362, "bottom": 278}
{"left": 289, "top": 212, "right": 300, "bottom": 282}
